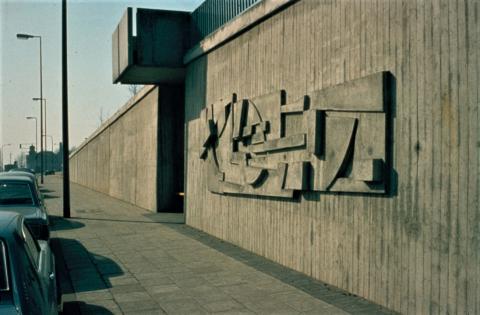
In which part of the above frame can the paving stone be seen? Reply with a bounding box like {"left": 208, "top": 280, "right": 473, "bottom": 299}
{"left": 75, "top": 289, "right": 113, "bottom": 302}
{"left": 79, "top": 302, "right": 122, "bottom": 315}
{"left": 134, "top": 272, "right": 171, "bottom": 280}
{"left": 105, "top": 274, "right": 139, "bottom": 286}
{"left": 201, "top": 299, "right": 246, "bottom": 313}
{"left": 212, "top": 311, "right": 255, "bottom": 315}
{"left": 151, "top": 291, "right": 193, "bottom": 304}
{"left": 168, "top": 271, "right": 198, "bottom": 280}
{"left": 242, "top": 299, "right": 301, "bottom": 314}
{"left": 301, "top": 305, "right": 350, "bottom": 315}
{"left": 140, "top": 276, "right": 175, "bottom": 287}
{"left": 117, "top": 299, "right": 162, "bottom": 312}
{"left": 202, "top": 271, "right": 248, "bottom": 287}
{"left": 271, "top": 291, "right": 334, "bottom": 312}
{"left": 109, "top": 283, "right": 147, "bottom": 295}
{"left": 174, "top": 276, "right": 209, "bottom": 289}
{"left": 185, "top": 284, "right": 226, "bottom": 298}
{"left": 191, "top": 290, "right": 232, "bottom": 304}
{"left": 144, "top": 284, "right": 182, "bottom": 295}
{"left": 157, "top": 298, "right": 207, "bottom": 314}
{"left": 123, "top": 309, "right": 167, "bottom": 315}
{"left": 112, "top": 291, "right": 152, "bottom": 303}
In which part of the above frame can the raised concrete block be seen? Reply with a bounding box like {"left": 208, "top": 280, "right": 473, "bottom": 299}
{"left": 317, "top": 116, "right": 357, "bottom": 191}
{"left": 351, "top": 159, "right": 384, "bottom": 182}
{"left": 309, "top": 72, "right": 386, "bottom": 112}
{"left": 283, "top": 162, "right": 309, "bottom": 190}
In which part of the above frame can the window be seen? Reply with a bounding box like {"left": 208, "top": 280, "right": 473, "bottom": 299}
{"left": 22, "top": 224, "right": 40, "bottom": 268}
{"left": 0, "top": 182, "right": 34, "bottom": 206}
{"left": 0, "top": 240, "right": 9, "bottom": 291}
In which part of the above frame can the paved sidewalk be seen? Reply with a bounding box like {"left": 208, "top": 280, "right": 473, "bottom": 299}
{"left": 43, "top": 176, "right": 393, "bottom": 315}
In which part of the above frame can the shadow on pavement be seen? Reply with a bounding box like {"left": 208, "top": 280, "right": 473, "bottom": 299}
{"left": 51, "top": 237, "right": 124, "bottom": 314}
{"left": 62, "top": 301, "right": 114, "bottom": 315}
{"left": 55, "top": 238, "right": 124, "bottom": 291}
{"left": 69, "top": 215, "right": 185, "bottom": 225}
{"left": 50, "top": 215, "right": 85, "bottom": 231}
{"left": 144, "top": 212, "right": 185, "bottom": 224}
{"left": 43, "top": 194, "right": 60, "bottom": 199}
{"left": 40, "top": 188, "right": 55, "bottom": 193}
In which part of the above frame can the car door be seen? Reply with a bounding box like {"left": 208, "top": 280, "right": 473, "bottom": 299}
{"left": 16, "top": 225, "right": 46, "bottom": 314}
{"left": 21, "top": 222, "right": 54, "bottom": 314}
{"left": 30, "top": 181, "right": 50, "bottom": 227}
{"left": 37, "top": 240, "right": 57, "bottom": 314}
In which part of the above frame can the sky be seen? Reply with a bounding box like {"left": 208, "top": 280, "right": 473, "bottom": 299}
{"left": 0, "top": 0, "right": 203, "bottom": 165}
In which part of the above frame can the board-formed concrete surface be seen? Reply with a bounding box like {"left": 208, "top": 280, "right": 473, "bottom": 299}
{"left": 184, "top": 1, "right": 480, "bottom": 314}
{"left": 70, "top": 85, "right": 185, "bottom": 213}
{"left": 70, "top": 86, "right": 159, "bottom": 212}
{"left": 44, "top": 176, "right": 393, "bottom": 314}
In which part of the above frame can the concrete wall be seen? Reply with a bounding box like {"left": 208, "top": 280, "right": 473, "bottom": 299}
{"left": 184, "top": 0, "right": 480, "bottom": 314}
{"left": 70, "top": 85, "right": 185, "bottom": 212}
{"left": 70, "top": 86, "right": 161, "bottom": 211}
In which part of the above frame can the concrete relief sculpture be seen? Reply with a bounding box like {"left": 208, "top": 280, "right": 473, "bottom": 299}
{"left": 199, "top": 72, "right": 393, "bottom": 198}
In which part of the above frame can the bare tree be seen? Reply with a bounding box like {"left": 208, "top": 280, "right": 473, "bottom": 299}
{"left": 127, "top": 84, "right": 142, "bottom": 97}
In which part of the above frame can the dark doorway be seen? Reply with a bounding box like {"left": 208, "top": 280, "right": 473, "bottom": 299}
{"left": 156, "top": 85, "right": 185, "bottom": 213}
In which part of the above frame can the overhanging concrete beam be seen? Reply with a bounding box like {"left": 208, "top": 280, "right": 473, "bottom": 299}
{"left": 112, "top": 8, "right": 189, "bottom": 84}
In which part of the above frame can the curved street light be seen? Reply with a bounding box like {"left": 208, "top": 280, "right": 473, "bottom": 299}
{"left": 25, "top": 116, "right": 38, "bottom": 152}
{"left": 17, "top": 33, "right": 44, "bottom": 183}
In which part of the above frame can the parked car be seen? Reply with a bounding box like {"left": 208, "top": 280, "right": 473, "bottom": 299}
{"left": 0, "top": 175, "right": 50, "bottom": 240}
{"left": 1, "top": 171, "right": 39, "bottom": 188}
{"left": 0, "top": 212, "right": 59, "bottom": 315}
{"left": 8, "top": 168, "right": 35, "bottom": 175}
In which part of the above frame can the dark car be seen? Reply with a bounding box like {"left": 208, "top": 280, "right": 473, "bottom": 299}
{"left": 0, "top": 212, "right": 59, "bottom": 315}
{"left": 8, "top": 168, "right": 35, "bottom": 175}
{"left": 1, "top": 171, "right": 39, "bottom": 188}
{"left": 0, "top": 175, "right": 50, "bottom": 240}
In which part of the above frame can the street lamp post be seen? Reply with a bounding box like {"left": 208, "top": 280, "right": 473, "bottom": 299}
{"left": 1, "top": 144, "right": 12, "bottom": 171}
{"left": 32, "top": 98, "right": 47, "bottom": 164}
{"left": 62, "top": 0, "right": 71, "bottom": 218}
{"left": 17, "top": 33, "right": 44, "bottom": 184}
{"left": 46, "top": 135, "right": 54, "bottom": 171}
{"left": 32, "top": 98, "right": 46, "bottom": 180}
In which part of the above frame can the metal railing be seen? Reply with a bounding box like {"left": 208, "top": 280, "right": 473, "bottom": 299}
{"left": 190, "top": 0, "right": 261, "bottom": 42}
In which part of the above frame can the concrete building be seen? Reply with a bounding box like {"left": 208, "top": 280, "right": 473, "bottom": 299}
{"left": 26, "top": 145, "right": 63, "bottom": 173}
{"left": 69, "top": 0, "right": 480, "bottom": 313}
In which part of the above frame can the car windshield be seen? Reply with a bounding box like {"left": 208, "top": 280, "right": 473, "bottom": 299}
{"left": 0, "top": 183, "right": 34, "bottom": 206}
{"left": 0, "top": 240, "right": 9, "bottom": 291}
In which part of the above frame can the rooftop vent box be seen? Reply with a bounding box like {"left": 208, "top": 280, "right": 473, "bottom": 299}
{"left": 112, "top": 8, "right": 189, "bottom": 84}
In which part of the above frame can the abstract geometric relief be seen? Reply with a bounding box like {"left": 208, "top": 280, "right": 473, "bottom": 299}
{"left": 199, "top": 72, "right": 393, "bottom": 198}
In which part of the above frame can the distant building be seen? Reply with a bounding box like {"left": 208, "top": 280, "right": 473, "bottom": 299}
{"left": 4, "top": 161, "right": 18, "bottom": 172}
{"left": 26, "top": 144, "right": 63, "bottom": 173}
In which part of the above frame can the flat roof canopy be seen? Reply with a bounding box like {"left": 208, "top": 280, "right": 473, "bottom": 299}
{"left": 112, "top": 8, "right": 189, "bottom": 84}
